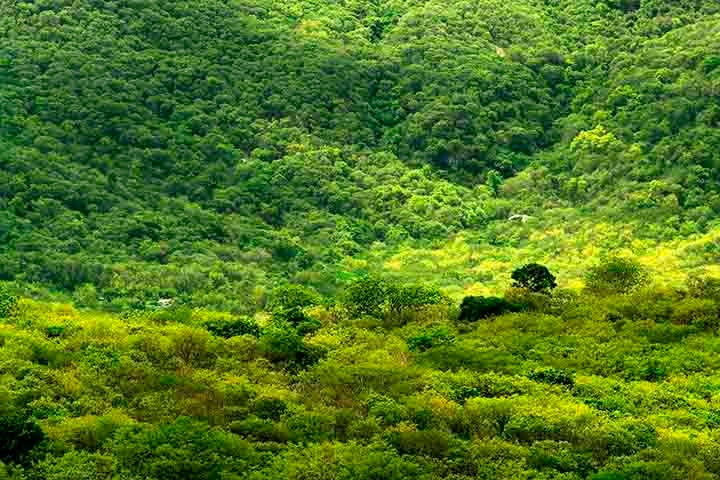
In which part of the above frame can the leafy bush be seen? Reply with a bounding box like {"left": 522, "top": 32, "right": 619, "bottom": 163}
{"left": 459, "top": 296, "right": 521, "bottom": 322}
{"left": 407, "top": 326, "right": 455, "bottom": 352}
{"left": 0, "top": 286, "right": 18, "bottom": 319}
{"left": 670, "top": 298, "right": 718, "bottom": 328}
{"left": 687, "top": 275, "right": 720, "bottom": 300}
{"left": 268, "top": 285, "right": 321, "bottom": 311}
{"left": 205, "top": 317, "right": 261, "bottom": 338}
{"left": 253, "top": 398, "right": 288, "bottom": 421}
{"left": 387, "top": 284, "right": 447, "bottom": 314}
{"left": 367, "top": 394, "right": 407, "bottom": 426}
{"left": 388, "top": 429, "right": 451, "bottom": 458}
{"left": 342, "top": 276, "right": 390, "bottom": 318}
{"left": 585, "top": 256, "right": 648, "bottom": 295}
{"left": 230, "top": 417, "right": 289, "bottom": 443}
{"left": 257, "top": 327, "right": 326, "bottom": 370}
{"left": 527, "top": 368, "right": 576, "bottom": 388}
{"left": 511, "top": 264, "right": 557, "bottom": 293}
{"left": 0, "top": 416, "right": 46, "bottom": 464}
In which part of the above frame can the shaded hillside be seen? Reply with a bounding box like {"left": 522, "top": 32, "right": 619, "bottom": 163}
{"left": 1, "top": 0, "right": 720, "bottom": 310}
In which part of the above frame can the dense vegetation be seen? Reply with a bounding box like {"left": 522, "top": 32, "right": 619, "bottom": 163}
{"left": 4, "top": 0, "right": 720, "bottom": 478}
{"left": 2, "top": 0, "right": 720, "bottom": 309}
{"left": 5, "top": 264, "right": 720, "bottom": 479}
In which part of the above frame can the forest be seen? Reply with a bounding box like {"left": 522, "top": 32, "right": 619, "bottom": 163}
{"left": 3, "top": 0, "right": 720, "bottom": 477}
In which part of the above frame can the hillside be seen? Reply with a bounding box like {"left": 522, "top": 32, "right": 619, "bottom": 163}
{"left": 2, "top": 0, "right": 720, "bottom": 310}
{"left": 4, "top": 273, "right": 720, "bottom": 479}
{"left": 6, "top": 1, "right": 720, "bottom": 478}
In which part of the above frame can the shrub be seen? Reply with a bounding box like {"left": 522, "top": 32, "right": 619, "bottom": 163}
{"left": 230, "top": 417, "right": 289, "bottom": 443}
{"left": 271, "top": 306, "right": 308, "bottom": 325}
{"left": 267, "top": 284, "right": 320, "bottom": 311}
{"left": 295, "top": 317, "right": 322, "bottom": 337}
{"left": 639, "top": 360, "right": 667, "bottom": 382}
{"left": 367, "top": 394, "right": 407, "bottom": 426}
{"left": 257, "top": 327, "right": 326, "bottom": 370}
{"left": 585, "top": 256, "right": 648, "bottom": 295}
{"left": 386, "top": 284, "right": 446, "bottom": 314}
{"left": 285, "top": 411, "right": 336, "bottom": 443}
{"left": 45, "top": 325, "right": 66, "bottom": 338}
{"left": 388, "top": 429, "right": 450, "bottom": 458}
{"left": 527, "top": 368, "right": 576, "bottom": 388}
{"left": 511, "top": 264, "right": 557, "bottom": 293}
{"left": 0, "top": 416, "right": 46, "bottom": 464}
{"left": 407, "top": 326, "right": 455, "bottom": 352}
{"left": 205, "top": 317, "right": 261, "bottom": 338}
{"left": 252, "top": 398, "right": 288, "bottom": 421}
{"left": 687, "top": 275, "right": 720, "bottom": 300}
{"left": 171, "top": 327, "right": 214, "bottom": 366}
{"left": 459, "top": 296, "right": 521, "bottom": 322}
{"left": 342, "top": 276, "right": 390, "bottom": 318}
{"left": 0, "top": 285, "right": 18, "bottom": 319}
{"left": 670, "top": 298, "right": 718, "bottom": 328}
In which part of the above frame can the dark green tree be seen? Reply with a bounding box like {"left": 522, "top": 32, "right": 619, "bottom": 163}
{"left": 511, "top": 264, "right": 557, "bottom": 293}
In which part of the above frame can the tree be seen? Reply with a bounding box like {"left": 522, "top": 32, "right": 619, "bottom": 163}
{"left": 342, "top": 276, "right": 390, "bottom": 318}
{"left": 267, "top": 284, "right": 321, "bottom": 311}
{"left": 386, "top": 284, "right": 446, "bottom": 314}
{"left": 585, "top": 256, "right": 648, "bottom": 294}
{"left": 511, "top": 264, "right": 557, "bottom": 293}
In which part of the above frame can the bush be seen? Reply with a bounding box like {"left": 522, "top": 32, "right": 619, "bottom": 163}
{"left": 268, "top": 284, "right": 321, "bottom": 311}
{"left": 230, "top": 417, "right": 289, "bottom": 443}
{"left": 367, "top": 394, "right": 407, "bottom": 426}
{"left": 687, "top": 275, "right": 720, "bottom": 300}
{"left": 257, "top": 327, "right": 326, "bottom": 370}
{"left": 670, "top": 298, "right": 718, "bottom": 328}
{"left": 388, "top": 429, "right": 451, "bottom": 458}
{"left": 0, "top": 285, "right": 18, "bottom": 319}
{"left": 511, "top": 264, "right": 557, "bottom": 293}
{"left": 585, "top": 256, "right": 648, "bottom": 295}
{"left": 387, "top": 284, "right": 446, "bottom": 314}
{"left": 205, "top": 317, "right": 261, "bottom": 338}
{"left": 0, "top": 416, "right": 46, "bottom": 464}
{"left": 407, "top": 326, "right": 455, "bottom": 352}
{"left": 527, "top": 368, "right": 576, "bottom": 388}
{"left": 459, "top": 296, "right": 521, "bottom": 322}
{"left": 342, "top": 276, "right": 390, "bottom": 318}
{"left": 252, "top": 398, "right": 288, "bottom": 421}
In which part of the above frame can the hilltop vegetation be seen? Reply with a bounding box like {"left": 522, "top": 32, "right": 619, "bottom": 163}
{"left": 2, "top": 0, "right": 720, "bottom": 309}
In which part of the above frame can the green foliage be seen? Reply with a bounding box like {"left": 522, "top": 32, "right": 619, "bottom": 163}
{"left": 6, "top": 0, "right": 720, "bottom": 478}
{"left": 252, "top": 398, "right": 288, "bottom": 421}
{"left": 0, "top": 416, "right": 46, "bottom": 464}
{"left": 527, "top": 368, "right": 576, "bottom": 388}
{"left": 387, "top": 284, "right": 446, "bottom": 314}
{"left": 511, "top": 264, "right": 558, "bottom": 293}
{"left": 0, "top": 285, "right": 18, "bottom": 319}
{"left": 342, "top": 276, "right": 390, "bottom": 318}
{"left": 204, "top": 317, "right": 260, "bottom": 338}
{"left": 459, "top": 296, "right": 521, "bottom": 321}
{"left": 268, "top": 285, "right": 321, "bottom": 311}
{"left": 407, "top": 326, "right": 455, "bottom": 352}
{"left": 585, "top": 257, "right": 649, "bottom": 295}
{"left": 257, "top": 325, "right": 325, "bottom": 370}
